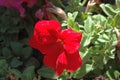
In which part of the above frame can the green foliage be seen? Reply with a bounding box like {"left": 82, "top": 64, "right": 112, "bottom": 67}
{"left": 100, "top": 4, "right": 120, "bottom": 17}
{"left": 69, "top": 13, "right": 117, "bottom": 79}
{"left": 0, "top": 5, "right": 39, "bottom": 80}
{"left": 37, "top": 66, "right": 57, "bottom": 79}
{"left": 10, "top": 57, "right": 23, "bottom": 68}
{"left": 8, "top": 69, "right": 22, "bottom": 78}
{"left": 0, "top": 60, "right": 8, "bottom": 76}
{"left": 2, "top": 47, "right": 12, "bottom": 58}
{"left": 21, "top": 66, "right": 35, "bottom": 80}
{"left": 74, "top": 64, "right": 93, "bottom": 78}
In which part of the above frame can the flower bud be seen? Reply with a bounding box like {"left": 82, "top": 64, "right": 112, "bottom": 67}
{"left": 46, "top": 5, "right": 68, "bottom": 20}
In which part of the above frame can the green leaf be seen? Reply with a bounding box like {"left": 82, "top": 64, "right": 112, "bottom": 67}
{"left": 81, "top": 35, "right": 93, "bottom": 47}
{"left": 10, "top": 41, "right": 23, "bottom": 56}
{"left": 102, "top": 34, "right": 109, "bottom": 40}
{"left": 97, "top": 38, "right": 107, "bottom": 43}
{"left": 9, "top": 69, "right": 22, "bottom": 78}
{"left": 111, "top": 13, "right": 120, "bottom": 26}
{"left": 21, "top": 47, "right": 32, "bottom": 59}
{"left": 105, "top": 70, "right": 114, "bottom": 80}
{"left": 67, "top": 19, "right": 74, "bottom": 27}
{"left": 100, "top": 4, "right": 119, "bottom": 17}
{"left": 2, "top": 47, "right": 12, "bottom": 58}
{"left": 81, "top": 50, "right": 91, "bottom": 64}
{"left": 37, "top": 66, "right": 57, "bottom": 79}
{"left": 84, "top": 16, "right": 93, "bottom": 33}
{"left": 93, "top": 55, "right": 104, "bottom": 69}
{"left": 72, "top": 11, "right": 78, "bottom": 21}
{"left": 114, "top": 70, "right": 120, "bottom": 79}
{"left": 24, "top": 57, "right": 40, "bottom": 68}
{"left": 92, "top": 14, "right": 107, "bottom": 25}
{"left": 0, "top": 59, "right": 8, "bottom": 76}
{"left": 67, "top": 11, "right": 78, "bottom": 21}
{"left": 10, "top": 57, "right": 23, "bottom": 68}
{"left": 21, "top": 66, "right": 35, "bottom": 80}
{"left": 75, "top": 64, "right": 93, "bottom": 78}
{"left": 68, "top": 12, "right": 73, "bottom": 20}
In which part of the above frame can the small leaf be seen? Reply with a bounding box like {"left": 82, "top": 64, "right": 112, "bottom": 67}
{"left": 84, "top": 16, "right": 93, "bottom": 33}
{"left": 114, "top": 70, "right": 120, "bottom": 79}
{"left": 10, "top": 57, "right": 23, "bottom": 68}
{"left": 24, "top": 57, "right": 40, "bottom": 68}
{"left": 97, "top": 38, "right": 107, "bottom": 43}
{"left": 72, "top": 11, "right": 78, "bottom": 21}
{"left": 2, "top": 47, "right": 12, "bottom": 58}
{"left": 102, "top": 34, "right": 109, "bottom": 40}
{"left": 105, "top": 70, "right": 114, "bottom": 80}
{"left": 21, "top": 66, "right": 35, "bottom": 80}
{"left": 21, "top": 47, "right": 32, "bottom": 59}
{"left": 81, "top": 35, "right": 93, "bottom": 47}
{"left": 10, "top": 41, "right": 23, "bottom": 56}
{"left": 100, "top": 4, "right": 118, "bottom": 17}
{"left": 37, "top": 66, "right": 57, "bottom": 79}
{"left": 112, "top": 13, "right": 120, "bottom": 26}
{"left": 75, "top": 64, "right": 93, "bottom": 78}
{"left": 68, "top": 12, "right": 73, "bottom": 20}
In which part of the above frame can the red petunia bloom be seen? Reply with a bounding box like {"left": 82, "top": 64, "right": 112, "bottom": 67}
{"left": 29, "top": 20, "right": 82, "bottom": 76}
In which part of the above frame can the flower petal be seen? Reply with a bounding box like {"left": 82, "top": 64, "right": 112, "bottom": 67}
{"left": 29, "top": 35, "right": 41, "bottom": 51}
{"left": 43, "top": 42, "right": 63, "bottom": 67}
{"left": 34, "top": 20, "right": 61, "bottom": 44}
{"left": 55, "top": 63, "right": 65, "bottom": 76}
{"left": 29, "top": 20, "right": 62, "bottom": 54}
{"left": 60, "top": 29, "right": 82, "bottom": 54}
{"left": 55, "top": 52, "right": 67, "bottom": 76}
{"left": 66, "top": 51, "right": 82, "bottom": 72}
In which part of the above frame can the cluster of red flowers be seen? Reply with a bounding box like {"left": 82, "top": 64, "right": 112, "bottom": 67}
{"left": 0, "top": 0, "right": 37, "bottom": 17}
{"left": 29, "top": 20, "right": 82, "bottom": 76}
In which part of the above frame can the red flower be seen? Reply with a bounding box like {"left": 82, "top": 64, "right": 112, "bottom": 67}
{"left": 0, "top": 0, "right": 37, "bottom": 17}
{"left": 29, "top": 20, "right": 82, "bottom": 76}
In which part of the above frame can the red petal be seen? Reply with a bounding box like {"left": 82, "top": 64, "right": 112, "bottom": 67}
{"left": 34, "top": 20, "right": 61, "bottom": 33}
{"left": 66, "top": 51, "right": 82, "bottom": 72}
{"left": 29, "top": 20, "right": 62, "bottom": 54}
{"left": 34, "top": 20, "right": 61, "bottom": 44}
{"left": 55, "top": 63, "right": 65, "bottom": 76}
{"left": 43, "top": 42, "right": 63, "bottom": 67}
{"left": 60, "top": 29, "right": 82, "bottom": 54}
{"left": 29, "top": 35, "right": 41, "bottom": 51}
{"left": 55, "top": 52, "right": 67, "bottom": 76}
{"left": 29, "top": 20, "right": 60, "bottom": 50}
